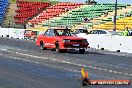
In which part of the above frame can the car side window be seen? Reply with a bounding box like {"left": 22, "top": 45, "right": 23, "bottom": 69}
{"left": 49, "top": 30, "right": 54, "bottom": 36}
{"left": 91, "top": 30, "right": 98, "bottom": 34}
{"left": 44, "top": 29, "right": 54, "bottom": 36}
{"left": 44, "top": 30, "right": 50, "bottom": 36}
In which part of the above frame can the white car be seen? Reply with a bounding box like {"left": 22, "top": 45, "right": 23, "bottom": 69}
{"left": 90, "top": 30, "right": 118, "bottom": 35}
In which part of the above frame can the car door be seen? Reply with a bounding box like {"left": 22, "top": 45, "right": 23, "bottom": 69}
{"left": 43, "top": 29, "right": 51, "bottom": 47}
{"left": 48, "top": 29, "right": 56, "bottom": 48}
{"left": 44, "top": 29, "right": 55, "bottom": 48}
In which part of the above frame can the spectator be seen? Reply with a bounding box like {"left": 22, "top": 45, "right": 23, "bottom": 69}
{"left": 122, "top": 27, "right": 130, "bottom": 36}
{"left": 54, "top": 30, "right": 59, "bottom": 36}
{"left": 125, "top": 12, "right": 128, "bottom": 17}
{"left": 91, "top": 0, "right": 97, "bottom": 5}
{"left": 104, "top": 11, "right": 108, "bottom": 17}
{"left": 84, "top": 17, "right": 90, "bottom": 22}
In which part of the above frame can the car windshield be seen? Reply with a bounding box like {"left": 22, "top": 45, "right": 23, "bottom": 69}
{"left": 90, "top": 30, "right": 107, "bottom": 34}
{"left": 76, "top": 29, "right": 88, "bottom": 33}
{"left": 54, "top": 29, "right": 71, "bottom": 36}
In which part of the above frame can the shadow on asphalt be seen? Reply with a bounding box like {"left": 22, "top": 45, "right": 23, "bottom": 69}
{"left": 67, "top": 50, "right": 106, "bottom": 55}
{"left": 40, "top": 48, "right": 106, "bottom": 55}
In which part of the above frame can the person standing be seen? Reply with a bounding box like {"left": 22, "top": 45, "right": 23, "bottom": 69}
{"left": 123, "top": 27, "right": 130, "bottom": 36}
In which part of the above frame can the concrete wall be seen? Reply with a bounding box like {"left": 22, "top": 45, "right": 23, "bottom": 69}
{"left": 1, "top": 28, "right": 132, "bottom": 53}
{"left": 77, "top": 33, "right": 132, "bottom": 53}
{"left": 0, "top": 28, "right": 25, "bottom": 39}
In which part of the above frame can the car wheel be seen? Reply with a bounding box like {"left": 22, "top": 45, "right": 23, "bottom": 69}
{"left": 24, "top": 37, "right": 27, "bottom": 40}
{"left": 40, "top": 42, "right": 47, "bottom": 50}
{"left": 55, "top": 43, "right": 64, "bottom": 53}
{"left": 55, "top": 43, "right": 61, "bottom": 52}
{"left": 79, "top": 49, "right": 85, "bottom": 54}
{"left": 33, "top": 37, "right": 37, "bottom": 41}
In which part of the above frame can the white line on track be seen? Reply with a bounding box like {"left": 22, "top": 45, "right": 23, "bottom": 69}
{"left": 0, "top": 49, "right": 81, "bottom": 75}
{"left": 0, "top": 49, "right": 132, "bottom": 77}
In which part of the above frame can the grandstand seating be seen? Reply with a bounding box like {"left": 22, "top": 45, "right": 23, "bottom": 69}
{"left": 0, "top": 0, "right": 8, "bottom": 24}
{"left": 93, "top": 16, "right": 132, "bottom": 30}
{"left": 93, "top": 6, "right": 132, "bottom": 30}
{"left": 14, "top": 1, "right": 50, "bottom": 24}
{"left": 42, "top": 3, "right": 128, "bottom": 28}
{"left": 28, "top": 2, "right": 83, "bottom": 25}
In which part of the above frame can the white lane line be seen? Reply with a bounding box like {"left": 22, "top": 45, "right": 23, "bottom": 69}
{"left": 130, "top": 74, "right": 132, "bottom": 76}
{"left": 112, "top": 71, "right": 118, "bottom": 74}
{"left": 0, "top": 49, "right": 132, "bottom": 77}
{"left": 0, "top": 49, "right": 81, "bottom": 74}
{"left": 0, "top": 53, "right": 81, "bottom": 75}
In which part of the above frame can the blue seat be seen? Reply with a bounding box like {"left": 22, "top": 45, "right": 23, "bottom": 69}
{"left": 0, "top": 0, "right": 8, "bottom": 24}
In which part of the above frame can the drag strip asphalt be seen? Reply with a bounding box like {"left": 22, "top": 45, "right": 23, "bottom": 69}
{"left": 0, "top": 37, "right": 131, "bottom": 88}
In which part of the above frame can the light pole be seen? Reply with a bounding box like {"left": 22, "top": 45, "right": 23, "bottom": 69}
{"left": 48, "top": 18, "right": 50, "bottom": 28}
{"left": 114, "top": 0, "right": 117, "bottom": 31}
{"left": 66, "top": 8, "right": 69, "bottom": 27}
{"left": 62, "top": 8, "right": 69, "bottom": 28}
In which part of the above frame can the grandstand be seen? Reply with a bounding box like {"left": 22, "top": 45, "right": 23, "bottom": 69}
{"left": 14, "top": 1, "right": 50, "bottom": 25}
{"left": 28, "top": 2, "right": 83, "bottom": 25}
{"left": 0, "top": 0, "right": 58, "bottom": 28}
{"left": 27, "top": 2, "right": 132, "bottom": 31}
{"left": 0, "top": 0, "right": 132, "bottom": 30}
{"left": 93, "top": 6, "right": 132, "bottom": 30}
{"left": 42, "top": 3, "right": 128, "bottom": 28}
{"left": 0, "top": 0, "right": 8, "bottom": 27}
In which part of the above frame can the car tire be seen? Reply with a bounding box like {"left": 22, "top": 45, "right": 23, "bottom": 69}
{"left": 55, "top": 42, "right": 64, "bottom": 53}
{"left": 79, "top": 49, "right": 85, "bottom": 54}
{"left": 33, "top": 37, "right": 37, "bottom": 41}
{"left": 55, "top": 43, "right": 61, "bottom": 53}
{"left": 40, "top": 42, "right": 47, "bottom": 50}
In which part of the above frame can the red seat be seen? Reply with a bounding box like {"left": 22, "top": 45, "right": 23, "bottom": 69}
{"left": 28, "top": 2, "right": 83, "bottom": 24}
{"left": 15, "top": 1, "right": 50, "bottom": 24}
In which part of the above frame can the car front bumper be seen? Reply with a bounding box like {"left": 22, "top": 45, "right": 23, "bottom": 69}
{"left": 63, "top": 42, "right": 89, "bottom": 49}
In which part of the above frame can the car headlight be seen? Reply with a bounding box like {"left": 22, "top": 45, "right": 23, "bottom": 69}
{"left": 63, "top": 39, "right": 70, "bottom": 42}
{"left": 82, "top": 39, "right": 88, "bottom": 43}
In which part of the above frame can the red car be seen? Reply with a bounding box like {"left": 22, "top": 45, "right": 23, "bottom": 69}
{"left": 24, "top": 30, "right": 38, "bottom": 41}
{"left": 36, "top": 28, "right": 89, "bottom": 53}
